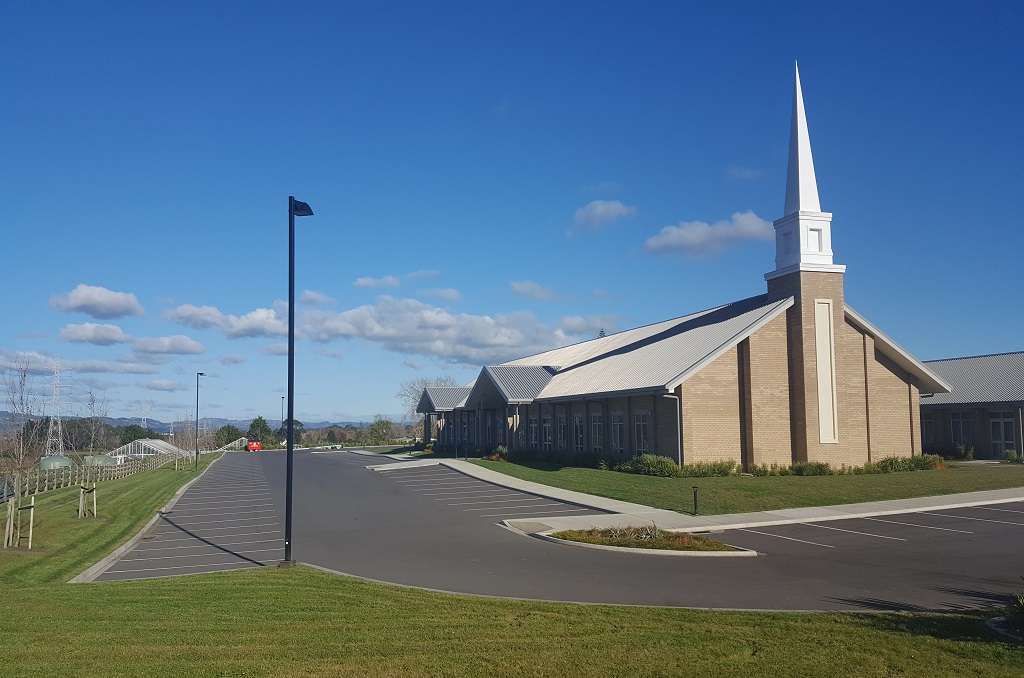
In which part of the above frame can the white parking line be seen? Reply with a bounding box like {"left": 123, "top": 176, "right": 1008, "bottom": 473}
{"left": 973, "top": 506, "right": 1024, "bottom": 515}
{"left": 919, "top": 511, "right": 1024, "bottom": 527}
{"left": 448, "top": 497, "right": 558, "bottom": 506}
{"left": 156, "top": 516, "right": 282, "bottom": 528}
{"left": 149, "top": 522, "right": 281, "bottom": 538}
{"left": 167, "top": 508, "right": 277, "bottom": 519}
{"left": 110, "top": 560, "right": 266, "bottom": 574}
{"left": 421, "top": 489, "right": 519, "bottom": 497}
{"left": 465, "top": 502, "right": 562, "bottom": 511}
{"left": 737, "top": 528, "right": 834, "bottom": 548}
{"left": 134, "top": 534, "right": 283, "bottom": 552}
{"left": 862, "top": 517, "right": 972, "bottom": 534}
{"left": 479, "top": 508, "right": 595, "bottom": 518}
{"left": 120, "top": 547, "right": 283, "bottom": 563}
{"left": 803, "top": 523, "right": 906, "bottom": 541}
{"left": 394, "top": 478, "right": 476, "bottom": 486}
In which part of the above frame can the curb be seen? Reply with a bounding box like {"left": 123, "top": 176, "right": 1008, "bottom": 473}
{"left": 528, "top": 531, "right": 758, "bottom": 557}
{"left": 68, "top": 453, "right": 225, "bottom": 584}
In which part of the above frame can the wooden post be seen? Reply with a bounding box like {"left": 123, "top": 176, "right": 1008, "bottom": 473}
{"left": 3, "top": 497, "right": 13, "bottom": 548}
{"left": 27, "top": 496, "right": 34, "bottom": 549}
{"left": 93, "top": 482, "right": 97, "bottom": 517}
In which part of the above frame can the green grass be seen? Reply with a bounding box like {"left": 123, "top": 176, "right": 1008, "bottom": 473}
{"left": 1, "top": 454, "right": 1022, "bottom": 676}
{"left": 472, "top": 461, "right": 1024, "bottom": 515}
{"left": 550, "top": 527, "right": 737, "bottom": 551}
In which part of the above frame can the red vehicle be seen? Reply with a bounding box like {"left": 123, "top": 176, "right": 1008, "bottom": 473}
{"left": 246, "top": 441, "right": 262, "bottom": 451}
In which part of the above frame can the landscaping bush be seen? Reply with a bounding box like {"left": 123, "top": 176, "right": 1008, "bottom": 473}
{"left": 485, "top": 445, "right": 509, "bottom": 462}
{"left": 614, "top": 454, "right": 682, "bottom": 478}
{"left": 1004, "top": 450, "right": 1020, "bottom": 464}
{"left": 791, "top": 461, "right": 833, "bottom": 476}
{"left": 677, "top": 460, "right": 737, "bottom": 477}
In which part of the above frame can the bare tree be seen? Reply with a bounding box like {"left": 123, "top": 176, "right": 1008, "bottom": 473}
{"left": 3, "top": 358, "right": 44, "bottom": 469}
{"left": 84, "top": 388, "right": 110, "bottom": 453}
{"left": 395, "top": 375, "right": 459, "bottom": 425}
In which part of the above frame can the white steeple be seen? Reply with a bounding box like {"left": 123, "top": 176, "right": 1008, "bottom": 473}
{"left": 766, "top": 62, "right": 845, "bottom": 281}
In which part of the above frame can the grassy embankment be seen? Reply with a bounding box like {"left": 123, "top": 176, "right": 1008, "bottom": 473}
{"left": 472, "top": 460, "right": 1024, "bottom": 515}
{"left": 0, "top": 454, "right": 1021, "bottom": 676}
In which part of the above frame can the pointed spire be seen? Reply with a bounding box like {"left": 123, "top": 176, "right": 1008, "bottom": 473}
{"left": 784, "top": 61, "right": 820, "bottom": 215}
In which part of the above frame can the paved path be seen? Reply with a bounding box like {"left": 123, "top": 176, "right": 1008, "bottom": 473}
{"left": 84, "top": 450, "right": 1024, "bottom": 611}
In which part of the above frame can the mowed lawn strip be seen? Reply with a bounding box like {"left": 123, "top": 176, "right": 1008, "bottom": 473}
{"left": 0, "top": 455, "right": 1021, "bottom": 677}
{"left": 471, "top": 461, "right": 1024, "bottom": 515}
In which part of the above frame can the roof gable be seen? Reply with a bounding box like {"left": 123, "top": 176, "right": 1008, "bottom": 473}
{"left": 844, "top": 307, "right": 950, "bottom": 395}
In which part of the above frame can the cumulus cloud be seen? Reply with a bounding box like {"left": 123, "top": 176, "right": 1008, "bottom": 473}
{"left": 403, "top": 358, "right": 422, "bottom": 370}
{"left": 59, "top": 323, "right": 132, "bottom": 346}
{"left": 302, "top": 296, "right": 571, "bottom": 365}
{"left": 643, "top": 210, "right": 773, "bottom": 257}
{"left": 419, "top": 288, "right": 462, "bottom": 303}
{"left": 132, "top": 335, "right": 206, "bottom": 355}
{"left": 0, "top": 348, "right": 157, "bottom": 375}
{"left": 510, "top": 280, "right": 561, "bottom": 301}
{"left": 573, "top": 200, "right": 636, "bottom": 231}
{"left": 139, "top": 379, "right": 189, "bottom": 392}
{"left": 300, "top": 290, "right": 335, "bottom": 306}
{"left": 164, "top": 304, "right": 287, "bottom": 338}
{"left": 117, "top": 353, "right": 171, "bottom": 366}
{"left": 559, "top": 315, "right": 625, "bottom": 337}
{"left": 354, "top": 275, "right": 400, "bottom": 289}
{"left": 261, "top": 343, "right": 289, "bottom": 356}
{"left": 220, "top": 354, "right": 245, "bottom": 365}
{"left": 50, "top": 284, "right": 144, "bottom": 319}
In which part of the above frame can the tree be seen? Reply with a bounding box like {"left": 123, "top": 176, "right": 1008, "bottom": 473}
{"left": 364, "top": 415, "right": 394, "bottom": 445}
{"left": 395, "top": 375, "right": 459, "bottom": 426}
{"left": 214, "top": 425, "right": 243, "bottom": 448}
{"left": 2, "top": 358, "right": 43, "bottom": 469}
{"left": 118, "top": 424, "right": 158, "bottom": 446}
{"left": 276, "top": 419, "right": 304, "bottom": 444}
{"left": 326, "top": 430, "right": 337, "bottom": 444}
{"left": 247, "top": 416, "right": 276, "bottom": 445}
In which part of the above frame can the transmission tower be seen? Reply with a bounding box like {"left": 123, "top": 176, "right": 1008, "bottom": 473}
{"left": 141, "top": 397, "right": 151, "bottom": 430}
{"left": 44, "top": 362, "right": 66, "bottom": 457}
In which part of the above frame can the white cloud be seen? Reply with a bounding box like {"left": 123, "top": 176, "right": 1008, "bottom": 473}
{"left": 403, "top": 358, "right": 422, "bottom": 370}
{"left": 0, "top": 348, "right": 157, "bottom": 375}
{"left": 419, "top": 288, "right": 462, "bottom": 303}
{"left": 261, "top": 343, "right": 289, "bottom": 356}
{"left": 302, "top": 296, "right": 571, "bottom": 365}
{"left": 132, "top": 335, "right": 206, "bottom": 355}
{"left": 59, "top": 323, "right": 132, "bottom": 346}
{"left": 510, "top": 280, "right": 560, "bottom": 301}
{"left": 301, "top": 290, "right": 334, "bottom": 306}
{"left": 50, "top": 284, "right": 144, "bottom": 319}
{"left": 165, "top": 304, "right": 287, "bottom": 338}
{"left": 138, "top": 379, "right": 189, "bottom": 392}
{"left": 220, "top": 354, "right": 246, "bottom": 365}
{"left": 354, "top": 275, "right": 400, "bottom": 289}
{"left": 727, "top": 166, "right": 763, "bottom": 180}
{"left": 643, "top": 210, "right": 773, "bottom": 257}
{"left": 559, "top": 315, "right": 625, "bottom": 337}
{"left": 117, "top": 353, "right": 171, "bottom": 366}
{"left": 573, "top": 200, "right": 636, "bottom": 231}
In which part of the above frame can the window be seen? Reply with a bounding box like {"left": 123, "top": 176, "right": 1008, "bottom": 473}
{"left": 496, "top": 415, "right": 503, "bottom": 445}
{"left": 486, "top": 414, "right": 493, "bottom": 447}
{"left": 610, "top": 413, "right": 624, "bottom": 454}
{"left": 573, "top": 416, "right": 585, "bottom": 452}
{"left": 542, "top": 417, "right": 552, "bottom": 451}
{"left": 461, "top": 417, "right": 467, "bottom": 444}
{"left": 529, "top": 417, "right": 538, "bottom": 449}
{"left": 991, "top": 411, "right": 1016, "bottom": 457}
{"left": 921, "top": 418, "right": 933, "bottom": 445}
{"left": 951, "top": 412, "right": 972, "bottom": 446}
{"left": 591, "top": 413, "right": 603, "bottom": 454}
{"left": 809, "top": 228, "right": 823, "bottom": 252}
{"left": 556, "top": 417, "right": 566, "bottom": 451}
{"left": 634, "top": 412, "right": 649, "bottom": 455}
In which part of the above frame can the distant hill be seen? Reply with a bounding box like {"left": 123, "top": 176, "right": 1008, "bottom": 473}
{"left": 0, "top": 411, "right": 399, "bottom": 433}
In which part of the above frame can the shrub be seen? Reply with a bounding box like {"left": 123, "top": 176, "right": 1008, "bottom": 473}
{"left": 791, "top": 461, "right": 833, "bottom": 476}
{"left": 953, "top": 444, "right": 974, "bottom": 461}
{"left": 485, "top": 445, "right": 509, "bottom": 462}
{"left": 614, "top": 454, "right": 682, "bottom": 478}
{"left": 677, "top": 460, "right": 737, "bottom": 477}
{"left": 1004, "top": 449, "right": 1020, "bottom": 464}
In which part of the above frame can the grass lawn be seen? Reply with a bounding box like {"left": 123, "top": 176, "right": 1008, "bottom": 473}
{"left": 1, "top": 455, "right": 1021, "bottom": 677}
{"left": 472, "top": 461, "right": 1024, "bottom": 515}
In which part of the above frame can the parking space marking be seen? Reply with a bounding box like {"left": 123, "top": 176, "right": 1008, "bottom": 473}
{"left": 448, "top": 497, "right": 557, "bottom": 506}
{"left": 803, "top": 522, "right": 906, "bottom": 541}
{"left": 973, "top": 506, "right": 1024, "bottom": 515}
{"left": 422, "top": 489, "right": 520, "bottom": 497}
{"left": 919, "top": 511, "right": 1024, "bottom": 527}
{"left": 465, "top": 502, "right": 564, "bottom": 511}
{"left": 738, "top": 528, "right": 834, "bottom": 548}
{"left": 862, "top": 517, "right": 972, "bottom": 533}
{"left": 479, "top": 508, "right": 594, "bottom": 518}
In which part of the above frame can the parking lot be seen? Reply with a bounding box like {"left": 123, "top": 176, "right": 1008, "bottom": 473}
{"left": 94, "top": 453, "right": 284, "bottom": 581}
{"left": 376, "top": 464, "right": 608, "bottom": 521}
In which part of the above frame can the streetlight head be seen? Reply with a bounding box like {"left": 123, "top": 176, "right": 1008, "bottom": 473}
{"left": 198, "top": 372, "right": 206, "bottom": 377}
{"left": 290, "top": 197, "right": 314, "bottom": 217}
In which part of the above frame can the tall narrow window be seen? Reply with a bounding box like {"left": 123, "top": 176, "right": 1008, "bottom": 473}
{"left": 556, "top": 417, "right": 566, "bottom": 451}
{"left": 951, "top": 412, "right": 972, "bottom": 445}
{"left": 634, "top": 412, "right": 649, "bottom": 455}
{"left": 591, "top": 413, "right": 603, "bottom": 454}
{"left": 990, "top": 411, "right": 1015, "bottom": 457}
{"left": 610, "top": 413, "right": 624, "bottom": 454}
{"left": 573, "top": 416, "right": 585, "bottom": 452}
{"left": 542, "top": 417, "right": 552, "bottom": 451}
{"left": 529, "top": 417, "right": 538, "bottom": 449}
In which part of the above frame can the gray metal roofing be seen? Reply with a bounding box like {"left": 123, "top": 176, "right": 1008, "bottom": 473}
{"left": 418, "top": 387, "right": 472, "bottom": 412}
{"left": 920, "top": 352, "right": 1024, "bottom": 405}
{"left": 516, "top": 295, "right": 794, "bottom": 401}
{"left": 483, "top": 364, "right": 558, "bottom": 403}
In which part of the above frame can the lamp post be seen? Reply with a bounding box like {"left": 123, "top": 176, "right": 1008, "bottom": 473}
{"left": 285, "top": 196, "right": 313, "bottom": 563}
{"left": 281, "top": 396, "right": 285, "bottom": 430}
{"left": 195, "top": 372, "right": 206, "bottom": 471}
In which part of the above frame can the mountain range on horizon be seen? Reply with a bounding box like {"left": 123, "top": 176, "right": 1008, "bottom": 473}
{"left": 0, "top": 411, "right": 407, "bottom": 434}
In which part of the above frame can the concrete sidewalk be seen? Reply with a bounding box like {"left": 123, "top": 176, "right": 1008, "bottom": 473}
{"left": 366, "top": 457, "right": 1024, "bottom": 535}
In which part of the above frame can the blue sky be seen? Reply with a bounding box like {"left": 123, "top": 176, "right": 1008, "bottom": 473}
{"left": 2, "top": 1, "right": 1022, "bottom": 425}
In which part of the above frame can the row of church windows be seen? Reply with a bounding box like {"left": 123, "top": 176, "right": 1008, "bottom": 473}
{"left": 442, "top": 410, "right": 650, "bottom": 455}
{"left": 922, "top": 411, "right": 1018, "bottom": 456}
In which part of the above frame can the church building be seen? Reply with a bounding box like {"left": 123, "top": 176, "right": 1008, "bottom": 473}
{"left": 418, "top": 66, "right": 949, "bottom": 470}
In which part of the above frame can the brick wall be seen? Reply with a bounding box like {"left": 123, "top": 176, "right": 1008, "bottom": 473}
{"left": 745, "top": 314, "right": 793, "bottom": 466}
{"left": 681, "top": 346, "right": 743, "bottom": 464}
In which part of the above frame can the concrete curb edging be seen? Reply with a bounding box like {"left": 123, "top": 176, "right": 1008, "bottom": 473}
{"left": 68, "top": 454, "right": 225, "bottom": 584}
{"left": 527, "top": 531, "right": 758, "bottom": 557}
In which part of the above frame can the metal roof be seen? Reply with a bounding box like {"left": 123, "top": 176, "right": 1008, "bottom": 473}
{"left": 534, "top": 295, "right": 793, "bottom": 400}
{"left": 482, "top": 364, "right": 558, "bottom": 404}
{"left": 417, "top": 387, "right": 472, "bottom": 413}
{"left": 920, "top": 352, "right": 1024, "bottom": 406}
